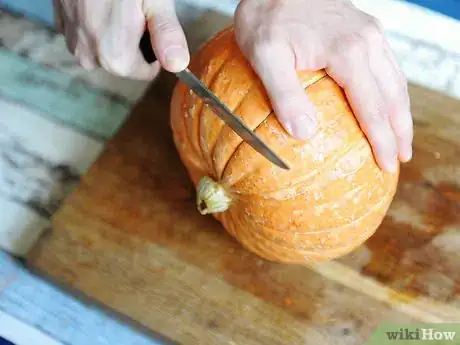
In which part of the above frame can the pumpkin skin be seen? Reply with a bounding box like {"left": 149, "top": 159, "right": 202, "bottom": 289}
{"left": 170, "top": 26, "right": 399, "bottom": 264}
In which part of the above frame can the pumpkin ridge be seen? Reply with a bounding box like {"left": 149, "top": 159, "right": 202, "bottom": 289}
{"left": 218, "top": 74, "right": 329, "bottom": 183}
{"left": 256, "top": 140, "right": 371, "bottom": 199}
{"left": 215, "top": 106, "right": 272, "bottom": 181}
{"left": 234, "top": 182, "right": 391, "bottom": 240}
{"left": 217, "top": 119, "right": 269, "bottom": 184}
{"left": 220, "top": 207, "right": 235, "bottom": 237}
{"left": 236, "top": 185, "right": 362, "bottom": 214}
{"left": 244, "top": 231, "right": 361, "bottom": 256}
{"left": 204, "top": 72, "right": 258, "bottom": 175}
{"left": 171, "top": 84, "right": 209, "bottom": 176}
{"left": 220, "top": 75, "right": 364, "bottom": 188}
{"left": 233, "top": 223, "right": 370, "bottom": 262}
{"left": 187, "top": 98, "right": 206, "bottom": 162}
{"left": 237, "top": 186, "right": 366, "bottom": 230}
{"left": 213, "top": 82, "right": 274, "bottom": 180}
{"left": 209, "top": 81, "right": 257, "bottom": 165}
{"left": 178, "top": 88, "right": 203, "bottom": 163}
{"left": 197, "top": 55, "right": 255, "bottom": 174}
{"left": 233, "top": 200, "right": 384, "bottom": 257}
{"left": 231, "top": 130, "right": 368, "bottom": 196}
{"left": 183, "top": 27, "right": 236, "bottom": 169}
{"left": 191, "top": 53, "right": 234, "bottom": 172}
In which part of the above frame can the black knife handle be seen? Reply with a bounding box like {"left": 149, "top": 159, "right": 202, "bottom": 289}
{"left": 139, "top": 29, "right": 157, "bottom": 64}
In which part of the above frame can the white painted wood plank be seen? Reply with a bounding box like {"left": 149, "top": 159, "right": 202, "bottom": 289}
{"left": 0, "top": 310, "right": 63, "bottom": 345}
{"left": 0, "top": 98, "right": 103, "bottom": 256}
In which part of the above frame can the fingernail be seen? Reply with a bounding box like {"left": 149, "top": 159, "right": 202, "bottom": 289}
{"left": 164, "top": 45, "right": 189, "bottom": 72}
{"left": 400, "top": 145, "right": 413, "bottom": 162}
{"left": 286, "top": 116, "right": 316, "bottom": 140}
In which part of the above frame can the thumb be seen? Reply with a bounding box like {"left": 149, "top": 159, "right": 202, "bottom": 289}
{"left": 143, "top": 0, "right": 189, "bottom": 72}
{"left": 250, "top": 44, "right": 317, "bottom": 139}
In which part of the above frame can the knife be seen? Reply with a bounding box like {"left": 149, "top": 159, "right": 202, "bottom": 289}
{"left": 139, "top": 30, "right": 290, "bottom": 170}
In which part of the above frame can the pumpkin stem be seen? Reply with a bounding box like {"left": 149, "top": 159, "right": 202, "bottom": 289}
{"left": 196, "top": 176, "right": 232, "bottom": 215}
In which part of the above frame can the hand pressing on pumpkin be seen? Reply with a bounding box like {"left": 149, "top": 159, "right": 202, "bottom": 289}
{"left": 234, "top": 0, "right": 413, "bottom": 172}
{"left": 53, "top": 0, "right": 189, "bottom": 78}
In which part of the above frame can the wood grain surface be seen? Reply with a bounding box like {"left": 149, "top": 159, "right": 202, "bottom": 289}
{"left": 27, "top": 12, "right": 460, "bottom": 345}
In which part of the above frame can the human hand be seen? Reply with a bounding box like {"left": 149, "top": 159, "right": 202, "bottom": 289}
{"left": 234, "top": 0, "right": 413, "bottom": 172}
{"left": 53, "top": 0, "right": 190, "bottom": 78}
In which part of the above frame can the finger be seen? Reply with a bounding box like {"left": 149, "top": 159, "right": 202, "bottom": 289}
{"left": 54, "top": 0, "right": 77, "bottom": 54}
{"left": 74, "top": 27, "right": 98, "bottom": 69}
{"left": 371, "top": 45, "right": 413, "bottom": 162}
{"left": 53, "top": 0, "right": 65, "bottom": 34}
{"left": 327, "top": 47, "right": 398, "bottom": 172}
{"left": 98, "top": 0, "right": 160, "bottom": 79}
{"left": 63, "top": 21, "right": 78, "bottom": 55}
{"left": 383, "top": 41, "right": 407, "bottom": 85}
{"left": 75, "top": 44, "right": 97, "bottom": 69}
{"left": 144, "top": 0, "right": 189, "bottom": 72}
{"left": 250, "top": 42, "right": 317, "bottom": 139}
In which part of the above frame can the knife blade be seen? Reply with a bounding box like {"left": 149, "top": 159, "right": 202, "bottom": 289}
{"left": 139, "top": 30, "right": 290, "bottom": 170}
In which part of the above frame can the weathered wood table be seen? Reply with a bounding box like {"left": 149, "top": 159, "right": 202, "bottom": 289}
{"left": 27, "top": 11, "right": 460, "bottom": 345}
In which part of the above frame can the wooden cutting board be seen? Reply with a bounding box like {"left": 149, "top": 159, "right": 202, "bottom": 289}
{"left": 27, "top": 12, "right": 460, "bottom": 345}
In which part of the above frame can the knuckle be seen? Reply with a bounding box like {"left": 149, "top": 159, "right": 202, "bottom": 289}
{"left": 387, "top": 85, "right": 408, "bottom": 106}
{"left": 250, "top": 26, "right": 284, "bottom": 60}
{"left": 234, "top": 0, "right": 249, "bottom": 23}
{"left": 373, "top": 132, "right": 397, "bottom": 155}
{"left": 361, "top": 16, "right": 385, "bottom": 44}
{"left": 360, "top": 107, "right": 390, "bottom": 132}
{"left": 108, "top": 63, "right": 132, "bottom": 77}
{"left": 97, "top": 38, "right": 134, "bottom": 77}
{"left": 332, "top": 17, "right": 385, "bottom": 62}
{"left": 78, "top": 54, "right": 96, "bottom": 70}
{"left": 334, "top": 33, "right": 367, "bottom": 64}
{"left": 234, "top": 4, "right": 255, "bottom": 42}
{"left": 235, "top": 1, "right": 287, "bottom": 59}
{"left": 365, "top": 118, "right": 394, "bottom": 142}
{"left": 399, "top": 125, "right": 414, "bottom": 142}
{"left": 394, "top": 112, "right": 414, "bottom": 138}
{"left": 385, "top": 76, "right": 410, "bottom": 108}
{"left": 74, "top": 48, "right": 91, "bottom": 69}
{"left": 370, "top": 108, "right": 390, "bottom": 123}
{"left": 151, "top": 16, "right": 181, "bottom": 37}
{"left": 254, "top": 25, "right": 281, "bottom": 45}
{"left": 98, "top": 54, "right": 132, "bottom": 77}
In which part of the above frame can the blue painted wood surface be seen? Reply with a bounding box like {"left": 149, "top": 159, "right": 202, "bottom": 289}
{"left": 0, "top": 49, "right": 131, "bottom": 141}
{"left": 0, "top": 251, "right": 163, "bottom": 345}
{"left": 0, "top": 336, "right": 15, "bottom": 345}
{"left": 0, "top": 0, "right": 55, "bottom": 26}
{"left": 405, "top": 0, "right": 460, "bottom": 20}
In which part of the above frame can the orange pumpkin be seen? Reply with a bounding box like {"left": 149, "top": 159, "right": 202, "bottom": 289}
{"left": 170, "top": 27, "right": 399, "bottom": 264}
